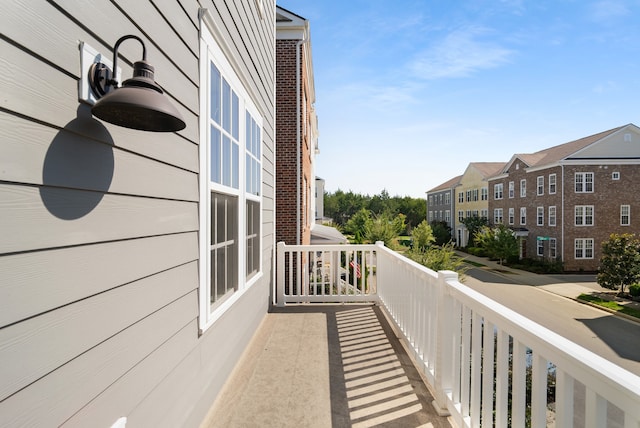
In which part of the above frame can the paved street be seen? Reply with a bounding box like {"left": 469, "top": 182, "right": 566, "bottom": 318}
{"left": 459, "top": 257, "right": 640, "bottom": 376}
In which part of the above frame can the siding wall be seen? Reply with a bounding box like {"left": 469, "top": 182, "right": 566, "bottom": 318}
{"left": 0, "top": 0, "right": 275, "bottom": 426}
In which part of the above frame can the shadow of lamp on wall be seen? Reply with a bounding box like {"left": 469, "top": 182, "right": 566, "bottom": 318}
{"left": 88, "top": 35, "right": 186, "bottom": 132}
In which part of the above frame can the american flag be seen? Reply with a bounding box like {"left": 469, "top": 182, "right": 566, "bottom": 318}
{"left": 349, "top": 260, "right": 361, "bottom": 278}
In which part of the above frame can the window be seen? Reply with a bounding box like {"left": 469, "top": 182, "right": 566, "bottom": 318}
{"left": 445, "top": 210, "right": 451, "bottom": 223}
{"left": 466, "top": 190, "right": 471, "bottom": 202}
{"left": 199, "top": 19, "right": 263, "bottom": 329}
{"left": 429, "top": 212, "right": 434, "bottom": 222}
{"left": 466, "top": 210, "right": 471, "bottom": 218}
{"left": 508, "top": 181, "right": 515, "bottom": 198}
{"left": 537, "top": 239, "right": 544, "bottom": 257}
{"left": 575, "top": 238, "right": 594, "bottom": 259}
{"left": 537, "top": 206, "right": 544, "bottom": 226}
{"left": 472, "top": 189, "right": 479, "bottom": 201}
{"left": 549, "top": 174, "right": 556, "bottom": 194}
{"left": 550, "top": 238, "right": 557, "bottom": 259}
{"left": 494, "top": 183, "right": 503, "bottom": 200}
{"left": 458, "top": 192, "right": 464, "bottom": 203}
{"left": 481, "top": 209, "right": 488, "bottom": 218}
{"left": 612, "top": 172, "right": 620, "bottom": 180}
{"left": 575, "top": 205, "right": 594, "bottom": 226}
{"left": 575, "top": 172, "right": 594, "bottom": 193}
{"left": 548, "top": 206, "right": 556, "bottom": 227}
{"left": 508, "top": 208, "right": 514, "bottom": 225}
{"left": 494, "top": 208, "right": 503, "bottom": 224}
{"left": 429, "top": 195, "right": 433, "bottom": 205}
{"left": 481, "top": 187, "right": 488, "bottom": 201}
{"left": 520, "top": 207, "right": 526, "bottom": 225}
{"left": 458, "top": 210, "right": 464, "bottom": 222}
{"left": 537, "top": 176, "right": 544, "bottom": 196}
{"left": 621, "top": 205, "right": 630, "bottom": 226}
{"left": 520, "top": 179, "right": 526, "bottom": 197}
{"left": 445, "top": 193, "right": 450, "bottom": 204}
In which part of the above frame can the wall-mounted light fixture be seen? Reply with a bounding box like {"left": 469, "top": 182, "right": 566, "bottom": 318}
{"left": 89, "top": 35, "right": 186, "bottom": 132}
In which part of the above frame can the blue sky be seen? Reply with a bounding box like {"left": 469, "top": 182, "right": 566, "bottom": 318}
{"left": 278, "top": 0, "right": 640, "bottom": 198}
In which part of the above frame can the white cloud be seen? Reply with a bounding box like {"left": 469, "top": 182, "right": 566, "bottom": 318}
{"left": 410, "top": 26, "right": 515, "bottom": 79}
{"left": 589, "top": 0, "right": 630, "bottom": 23}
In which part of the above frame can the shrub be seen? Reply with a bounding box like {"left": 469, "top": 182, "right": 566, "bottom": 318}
{"left": 630, "top": 284, "right": 640, "bottom": 297}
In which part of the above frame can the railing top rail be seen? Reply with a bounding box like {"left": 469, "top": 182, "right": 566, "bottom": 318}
{"left": 277, "top": 242, "right": 380, "bottom": 252}
{"left": 444, "top": 274, "right": 640, "bottom": 403}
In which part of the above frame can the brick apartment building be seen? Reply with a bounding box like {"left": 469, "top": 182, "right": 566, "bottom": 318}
{"left": 427, "top": 175, "right": 461, "bottom": 241}
{"left": 488, "top": 124, "right": 640, "bottom": 271}
{"left": 276, "top": 6, "right": 319, "bottom": 245}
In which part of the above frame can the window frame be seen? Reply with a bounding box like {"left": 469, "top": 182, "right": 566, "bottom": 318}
{"left": 508, "top": 181, "right": 514, "bottom": 198}
{"left": 537, "top": 176, "right": 544, "bottom": 196}
{"left": 575, "top": 172, "right": 594, "bottom": 193}
{"left": 494, "top": 183, "right": 503, "bottom": 200}
{"left": 520, "top": 179, "right": 526, "bottom": 197}
{"left": 520, "top": 207, "right": 526, "bottom": 225}
{"left": 537, "top": 206, "right": 544, "bottom": 226}
{"left": 548, "top": 205, "right": 556, "bottom": 227}
{"left": 548, "top": 173, "right": 556, "bottom": 194}
{"left": 621, "top": 204, "right": 630, "bottom": 226}
{"left": 494, "top": 208, "right": 503, "bottom": 224}
{"left": 575, "top": 205, "right": 594, "bottom": 226}
{"left": 199, "top": 15, "right": 264, "bottom": 331}
{"left": 508, "top": 207, "right": 515, "bottom": 225}
{"left": 575, "top": 238, "right": 594, "bottom": 259}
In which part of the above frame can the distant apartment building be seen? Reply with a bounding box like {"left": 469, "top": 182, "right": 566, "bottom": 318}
{"left": 455, "top": 162, "right": 506, "bottom": 247}
{"left": 489, "top": 124, "right": 640, "bottom": 271}
{"left": 426, "top": 175, "right": 461, "bottom": 241}
{"left": 276, "top": 6, "right": 320, "bottom": 245}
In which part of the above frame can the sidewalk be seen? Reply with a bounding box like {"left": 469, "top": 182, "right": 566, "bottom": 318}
{"left": 456, "top": 251, "right": 640, "bottom": 322}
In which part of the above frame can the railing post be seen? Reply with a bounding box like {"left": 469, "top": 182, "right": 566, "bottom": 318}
{"left": 374, "top": 241, "right": 385, "bottom": 301}
{"left": 432, "top": 270, "right": 458, "bottom": 416}
{"left": 276, "top": 241, "right": 285, "bottom": 307}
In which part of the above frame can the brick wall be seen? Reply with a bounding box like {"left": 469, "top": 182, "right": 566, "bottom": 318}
{"left": 276, "top": 39, "right": 314, "bottom": 245}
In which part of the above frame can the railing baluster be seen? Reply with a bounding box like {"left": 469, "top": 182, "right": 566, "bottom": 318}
{"left": 470, "top": 312, "right": 482, "bottom": 427}
{"left": 512, "top": 340, "right": 527, "bottom": 428}
{"left": 555, "top": 369, "right": 573, "bottom": 428}
{"left": 531, "top": 352, "right": 548, "bottom": 427}
{"left": 482, "top": 320, "right": 495, "bottom": 428}
{"left": 495, "top": 330, "right": 509, "bottom": 428}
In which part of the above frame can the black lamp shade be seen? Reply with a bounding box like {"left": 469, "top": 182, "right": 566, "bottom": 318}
{"left": 91, "top": 60, "right": 186, "bottom": 132}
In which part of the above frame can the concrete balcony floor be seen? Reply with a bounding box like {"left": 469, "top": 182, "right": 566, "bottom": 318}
{"left": 201, "top": 305, "right": 453, "bottom": 428}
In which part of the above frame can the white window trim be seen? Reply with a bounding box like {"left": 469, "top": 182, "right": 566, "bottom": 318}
{"left": 549, "top": 173, "right": 557, "bottom": 194}
{"left": 548, "top": 205, "right": 556, "bottom": 227}
{"left": 537, "top": 176, "right": 544, "bottom": 196}
{"left": 621, "top": 204, "right": 631, "bottom": 226}
{"left": 199, "top": 13, "right": 263, "bottom": 332}
{"left": 575, "top": 238, "right": 594, "bottom": 259}
{"left": 537, "top": 206, "right": 544, "bottom": 226}
{"left": 520, "top": 179, "right": 526, "bottom": 198}
{"left": 575, "top": 205, "right": 594, "bottom": 227}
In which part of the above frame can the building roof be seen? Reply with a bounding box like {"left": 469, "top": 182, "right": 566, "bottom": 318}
{"left": 427, "top": 175, "right": 462, "bottom": 193}
{"left": 469, "top": 162, "right": 507, "bottom": 178}
{"left": 311, "top": 224, "right": 348, "bottom": 245}
{"left": 503, "top": 125, "right": 626, "bottom": 173}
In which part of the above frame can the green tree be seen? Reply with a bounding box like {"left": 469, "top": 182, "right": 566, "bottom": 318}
{"left": 597, "top": 233, "right": 640, "bottom": 295}
{"left": 460, "top": 216, "right": 489, "bottom": 247}
{"left": 411, "top": 220, "right": 436, "bottom": 251}
{"left": 430, "top": 221, "right": 452, "bottom": 246}
{"left": 406, "top": 242, "right": 466, "bottom": 276}
{"left": 364, "top": 212, "right": 405, "bottom": 249}
{"left": 343, "top": 208, "right": 372, "bottom": 243}
{"left": 476, "top": 224, "right": 518, "bottom": 265}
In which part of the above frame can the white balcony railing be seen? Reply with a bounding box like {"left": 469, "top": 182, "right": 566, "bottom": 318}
{"left": 276, "top": 241, "right": 640, "bottom": 427}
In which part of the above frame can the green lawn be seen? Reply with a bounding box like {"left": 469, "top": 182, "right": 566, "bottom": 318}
{"left": 578, "top": 294, "right": 640, "bottom": 319}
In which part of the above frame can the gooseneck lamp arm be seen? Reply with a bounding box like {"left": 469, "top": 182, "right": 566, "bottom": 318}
{"left": 89, "top": 34, "right": 186, "bottom": 132}
{"left": 109, "top": 35, "right": 147, "bottom": 89}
